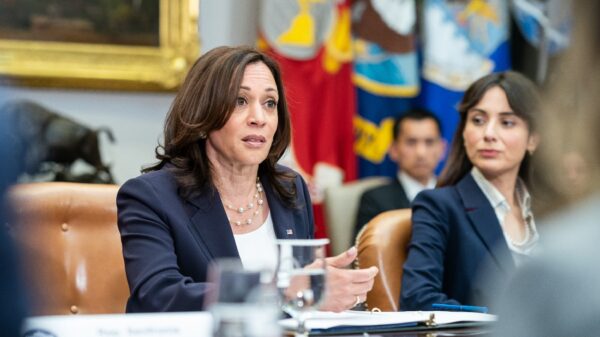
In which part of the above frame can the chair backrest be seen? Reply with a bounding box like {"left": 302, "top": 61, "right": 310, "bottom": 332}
{"left": 7, "top": 182, "right": 129, "bottom": 315}
{"left": 355, "top": 208, "right": 412, "bottom": 311}
{"left": 324, "top": 176, "right": 390, "bottom": 255}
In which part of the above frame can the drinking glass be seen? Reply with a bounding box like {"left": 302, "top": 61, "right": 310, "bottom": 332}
{"left": 275, "top": 239, "right": 329, "bottom": 337}
{"left": 206, "top": 258, "right": 280, "bottom": 337}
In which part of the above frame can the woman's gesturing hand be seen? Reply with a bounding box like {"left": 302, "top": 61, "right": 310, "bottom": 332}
{"left": 319, "top": 246, "right": 378, "bottom": 312}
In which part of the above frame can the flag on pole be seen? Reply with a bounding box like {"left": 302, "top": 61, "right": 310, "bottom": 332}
{"left": 511, "top": 0, "right": 572, "bottom": 84}
{"left": 417, "top": 0, "right": 511, "bottom": 167}
{"left": 352, "top": 0, "right": 419, "bottom": 178}
{"left": 259, "top": 0, "right": 356, "bottom": 240}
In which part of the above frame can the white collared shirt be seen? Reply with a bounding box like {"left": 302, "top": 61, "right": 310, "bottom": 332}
{"left": 471, "top": 167, "right": 539, "bottom": 265}
{"left": 398, "top": 171, "right": 436, "bottom": 202}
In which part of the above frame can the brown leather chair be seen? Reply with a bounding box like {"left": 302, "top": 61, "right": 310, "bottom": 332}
{"left": 7, "top": 182, "right": 129, "bottom": 315}
{"left": 355, "top": 209, "right": 412, "bottom": 311}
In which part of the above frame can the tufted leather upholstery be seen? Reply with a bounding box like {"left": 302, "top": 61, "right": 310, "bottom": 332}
{"left": 7, "top": 182, "right": 129, "bottom": 315}
{"left": 355, "top": 209, "right": 412, "bottom": 311}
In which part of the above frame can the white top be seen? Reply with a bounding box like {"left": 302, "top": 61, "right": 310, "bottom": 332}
{"left": 234, "top": 212, "right": 278, "bottom": 272}
{"left": 471, "top": 167, "right": 539, "bottom": 266}
{"left": 398, "top": 171, "right": 437, "bottom": 202}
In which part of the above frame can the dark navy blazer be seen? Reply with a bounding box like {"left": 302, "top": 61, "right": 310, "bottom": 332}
{"left": 400, "top": 173, "right": 515, "bottom": 311}
{"left": 117, "top": 165, "right": 314, "bottom": 312}
{"left": 0, "top": 113, "right": 27, "bottom": 337}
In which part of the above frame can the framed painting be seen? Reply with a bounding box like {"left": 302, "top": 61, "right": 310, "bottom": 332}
{"left": 0, "top": 0, "right": 199, "bottom": 91}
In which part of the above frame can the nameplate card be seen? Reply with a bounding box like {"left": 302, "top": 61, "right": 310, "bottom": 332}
{"left": 22, "top": 312, "right": 212, "bottom": 337}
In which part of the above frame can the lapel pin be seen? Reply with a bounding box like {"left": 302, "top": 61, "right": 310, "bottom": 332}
{"left": 286, "top": 229, "right": 293, "bottom": 235}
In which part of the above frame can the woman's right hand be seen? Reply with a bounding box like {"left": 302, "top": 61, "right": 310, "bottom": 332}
{"left": 319, "top": 247, "right": 378, "bottom": 312}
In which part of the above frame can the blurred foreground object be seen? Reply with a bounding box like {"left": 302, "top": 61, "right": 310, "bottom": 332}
{"left": 494, "top": 1, "right": 600, "bottom": 336}
{"left": 0, "top": 112, "right": 27, "bottom": 337}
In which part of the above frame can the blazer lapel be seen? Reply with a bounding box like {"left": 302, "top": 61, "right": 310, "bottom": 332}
{"left": 456, "top": 174, "right": 515, "bottom": 274}
{"left": 260, "top": 172, "right": 297, "bottom": 239}
{"left": 186, "top": 188, "right": 240, "bottom": 259}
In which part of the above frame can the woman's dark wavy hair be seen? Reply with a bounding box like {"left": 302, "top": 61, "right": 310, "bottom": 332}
{"left": 143, "top": 46, "right": 295, "bottom": 206}
{"left": 437, "top": 71, "right": 541, "bottom": 187}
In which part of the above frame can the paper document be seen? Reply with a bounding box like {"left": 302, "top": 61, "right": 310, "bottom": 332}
{"left": 23, "top": 312, "right": 213, "bottom": 337}
{"left": 279, "top": 310, "right": 496, "bottom": 334}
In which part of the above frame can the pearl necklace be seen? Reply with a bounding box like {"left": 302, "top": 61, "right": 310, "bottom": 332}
{"left": 223, "top": 178, "right": 264, "bottom": 226}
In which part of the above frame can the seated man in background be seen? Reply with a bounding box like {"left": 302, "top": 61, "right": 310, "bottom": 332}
{"left": 354, "top": 109, "right": 445, "bottom": 237}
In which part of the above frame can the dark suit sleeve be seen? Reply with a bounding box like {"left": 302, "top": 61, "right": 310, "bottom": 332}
{"left": 0, "top": 228, "right": 27, "bottom": 337}
{"left": 0, "top": 113, "right": 27, "bottom": 336}
{"left": 117, "top": 177, "right": 209, "bottom": 312}
{"left": 296, "top": 174, "right": 315, "bottom": 239}
{"left": 400, "top": 190, "right": 461, "bottom": 310}
{"left": 354, "top": 191, "right": 382, "bottom": 238}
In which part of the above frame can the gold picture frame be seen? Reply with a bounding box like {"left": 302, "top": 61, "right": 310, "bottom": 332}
{"left": 0, "top": 0, "right": 199, "bottom": 91}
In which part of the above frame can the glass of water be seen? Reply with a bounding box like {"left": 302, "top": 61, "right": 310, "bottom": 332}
{"left": 275, "top": 239, "right": 329, "bottom": 337}
{"left": 205, "top": 258, "right": 280, "bottom": 337}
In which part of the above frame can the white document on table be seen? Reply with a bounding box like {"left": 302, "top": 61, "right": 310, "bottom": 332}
{"left": 279, "top": 310, "right": 497, "bottom": 332}
{"left": 22, "top": 312, "right": 212, "bottom": 337}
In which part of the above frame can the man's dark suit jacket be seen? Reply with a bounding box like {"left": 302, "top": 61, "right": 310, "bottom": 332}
{"left": 400, "top": 173, "right": 516, "bottom": 311}
{"left": 0, "top": 113, "right": 27, "bottom": 337}
{"left": 354, "top": 179, "right": 410, "bottom": 238}
{"left": 117, "top": 164, "right": 314, "bottom": 312}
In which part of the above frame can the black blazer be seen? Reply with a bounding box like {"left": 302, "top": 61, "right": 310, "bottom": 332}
{"left": 400, "top": 173, "right": 516, "bottom": 310}
{"left": 354, "top": 179, "right": 410, "bottom": 238}
{"left": 117, "top": 164, "right": 314, "bottom": 312}
{"left": 0, "top": 113, "right": 27, "bottom": 337}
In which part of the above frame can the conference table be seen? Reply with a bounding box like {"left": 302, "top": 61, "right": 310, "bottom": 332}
{"left": 23, "top": 311, "right": 494, "bottom": 337}
{"left": 338, "top": 326, "right": 491, "bottom": 336}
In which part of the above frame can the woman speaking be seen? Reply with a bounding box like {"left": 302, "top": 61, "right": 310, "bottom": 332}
{"left": 117, "top": 46, "right": 377, "bottom": 313}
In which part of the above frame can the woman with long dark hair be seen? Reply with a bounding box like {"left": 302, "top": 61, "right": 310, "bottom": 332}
{"left": 401, "top": 71, "right": 541, "bottom": 310}
{"left": 117, "top": 46, "right": 377, "bottom": 312}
